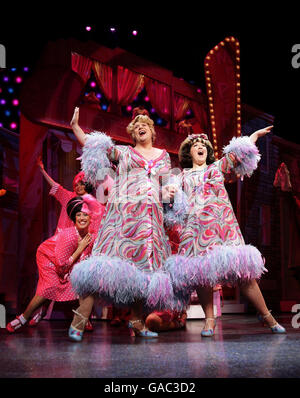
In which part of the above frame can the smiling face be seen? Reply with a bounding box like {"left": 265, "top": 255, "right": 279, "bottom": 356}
{"left": 132, "top": 121, "right": 153, "bottom": 144}
{"left": 190, "top": 140, "right": 208, "bottom": 166}
{"left": 75, "top": 211, "right": 90, "bottom": 232}
{"left": 127, "top": 115, "right": 156, "bottom": 144}
{"left": 74, "top": 181, "right": 87, "bottom": 196}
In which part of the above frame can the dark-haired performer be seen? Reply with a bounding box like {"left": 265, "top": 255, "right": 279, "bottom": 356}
{"left": 166, "top": 128, "right": 286, "bottom": 336}
{"left": 7, "top": 195, "right": 104, "bottom": 333}
{"left": 15, "top": 157, "right": 96, "bottom": 328}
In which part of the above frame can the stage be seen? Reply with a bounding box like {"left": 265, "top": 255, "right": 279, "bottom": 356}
{"left": 0, "top": 314, "right": 299, "bottom": 378}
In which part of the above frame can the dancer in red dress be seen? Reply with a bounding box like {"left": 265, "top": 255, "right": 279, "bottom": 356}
{"left": 30, "top": 158, "right": 97, "bottom": 328}
{"left": 37, "top": 156, "right": 94, "bottom": 233}
{"left": 6, "top": 195, "right": 104, "bottom": 333}
{"left": 35, "top": 158, "right": 104, "bottom": 328}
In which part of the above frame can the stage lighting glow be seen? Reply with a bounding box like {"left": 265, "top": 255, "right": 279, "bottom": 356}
{"left": 132, "top": 30, "right": 138, "bottom": 36}
{"left": 102, "top": 104, "right": 107, "bottom": 110}
{"left": 150, "top": 108, "right": 155, "bottom": 113}
{"left": 110, "top": 27, "right": 116, "bottom": 32}
{"left": 86, "top": 26, "right": 92, "bottom": 31}
{"left": 8, "top": 88, "right": 14, "bottom": 93}
{"left": 90, "top": 81, "right": 96, "bottom": 87}
{"left": 15, "top": 77, "right": 22, "bottom": 83}
{"left": 10, "top": 122, "right": 17, "bottom": 129}
{"left": 197, "top": 88, "right": 202, "bottom": 93}
{"left": 0, "top": 99, "right": 6, "bottom": 105}
{"left": 96, "top": 93, "right": 102, "bottom": 99}
{"left": 3, "top": 76, "right": 9, "bottom": 82}
{"left": 126, "top": 105, "right": 132, "bottom": 111}
{"left": 12, "top": 99, "right": 19, "bottom": 106}
{"left": 5, "top": 110, "right": 11, "bottom": 117}
{"left": 23, "top": 67, "right": 29, "bottom": 72}
{"left": 157, "top": 118, "right": 162, "bottom": 125}
{"left": 144, "top": 96, "right": 149, "bottom": 102}
{"left": 186, "top": 109, "right": 191, "bottom": 115}
{"left": 11, "top": 68, "right": 16, "bottom": 72}
{"left": 0, "top": 123, "right": 3, "bottom": 127}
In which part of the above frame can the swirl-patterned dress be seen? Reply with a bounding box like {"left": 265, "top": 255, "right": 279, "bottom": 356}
{"left": 165, "top": 136, "right": 268, "bottom": 293}
{"left": 70, "top": 133, "right": 183, "bottom": 310}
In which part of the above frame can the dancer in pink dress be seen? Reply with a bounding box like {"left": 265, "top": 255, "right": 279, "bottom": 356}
{"left": 35, "top": 159, "right": 102, "bottom": 329}
{"left": 37, "top": 157, "right": 94, "bottom": 233}
{"left": 68, "top": 107, "right": 179, "bottom": 341}
{"left": 32, "top": 159, "right": 96, "bottom": 328}
{"left": 6, "top": 195, "right": 104, "bottom": 333}
{"left": 165, "top": 128, "right": 286, "bottom": 335}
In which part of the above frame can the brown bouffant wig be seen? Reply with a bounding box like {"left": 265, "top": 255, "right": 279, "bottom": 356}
{"left": 178, "top": 134, "right": 215, "bottom": 169}
{"left": 126, "top": 114, "right": 156, "bottom": 144}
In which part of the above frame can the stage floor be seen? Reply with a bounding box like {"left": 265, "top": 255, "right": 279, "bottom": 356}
{"left": 0, "top": 314, "right": 299, "bottom": 378}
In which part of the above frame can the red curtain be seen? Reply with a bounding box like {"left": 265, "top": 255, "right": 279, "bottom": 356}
{"left": 190, "top": 100, "right": 209, "bottom": 132}
{"left": 71, "top": 52, "right": 92, "bottom": 84}
{"left": 19, "top": 114, "right": 49, "bottom": 312}
{"left": 117, "top": 66, "right": 144, "bottom": 106}
{"left": 174, "top": 93, "right": 190, "bottom": 121}
{"left": 144, "top": 77, "right": 171, "bottom": 120}
{"left": 92, "top": 61, "right": 113, "bottom": 102}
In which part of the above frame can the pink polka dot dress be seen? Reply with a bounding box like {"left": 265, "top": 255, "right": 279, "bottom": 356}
{"left": 35, "top": 227, "right": 97, "bottom": 301}
{"left": 35, "top": 183, "right": 105, "bottom": 301}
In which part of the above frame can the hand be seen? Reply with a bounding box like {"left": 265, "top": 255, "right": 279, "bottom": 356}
{"left": 36, "top": 155, "right": 44, "bottom": 170}
{"left": 77, "top": 233, "right": 92, "bottom": 252}
{"left": 250, "top": 125, "right": 273, "bottom": 144}
{"left": 162, "top": 184, "right": 178, "bottom": 202}
{"left": 70, "top": 107, "right": 80, "bottom": 127}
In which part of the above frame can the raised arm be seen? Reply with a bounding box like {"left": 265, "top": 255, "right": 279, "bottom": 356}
{"left": 249, "top": 125, "right": 273, "bottom": 144}
{"left": 37, "top": 156, "right": 56, "bottom": 188}
{"left": 70, "top": 107, "right": 87, "bottom": 147}
{"left": 216, "top": 126, "right": 272, "bottom": 178}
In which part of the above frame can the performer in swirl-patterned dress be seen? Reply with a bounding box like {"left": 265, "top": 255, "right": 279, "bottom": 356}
{"left": 68, "top": 107, "right": 182, "bottom": 341}
{"left": 165, "top": 127, "right": 286, "bottom": 336}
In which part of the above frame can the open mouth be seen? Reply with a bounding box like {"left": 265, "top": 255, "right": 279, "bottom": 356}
{"left": 198, "top": 150, "right": 204, "bottom": 156}
{"left": 139, "top": 130, "right": 147, "bottom": 136}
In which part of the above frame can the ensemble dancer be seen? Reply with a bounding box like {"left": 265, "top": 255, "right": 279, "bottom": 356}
{"left": 30, "top": 158, "right": 97, "bottom": 329}
{"left": 37, "top": 156, "right": 95, "bottom": 234}
{"left": 38, "top": 158, "right": 107, "bottom": 328}
{"left": 7, "top": 195, "right": 104, "bottom": 333}
{"left": 165, "top": 127, "right": 286, "bottom": 336}
{"left": 68, "top": 107, "right": 181, "bottom": 341}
